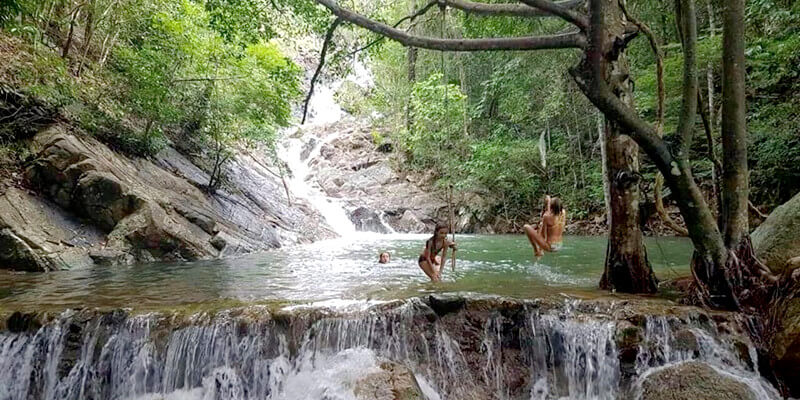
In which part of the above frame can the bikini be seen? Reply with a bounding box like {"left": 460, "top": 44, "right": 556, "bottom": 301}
{"left": 418, "top": 237, "right": 444, "bottom": 263}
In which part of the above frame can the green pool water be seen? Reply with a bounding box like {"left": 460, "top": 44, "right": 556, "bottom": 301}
{"left": 0, "top": 234, "right": 693, "bottom": 311}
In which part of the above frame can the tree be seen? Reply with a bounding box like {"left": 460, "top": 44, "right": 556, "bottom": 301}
{"left": 311, "top": 0, "right": 776, "bottom": 307}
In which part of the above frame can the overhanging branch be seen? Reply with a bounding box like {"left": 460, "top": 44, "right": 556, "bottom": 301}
{"left": 443, "top": 0, "right": 585, "bottom": 18}
{"left": 518, "top": 0, "right": 588, "bottom": 29}
{"left": 314, "top": 0, "right": 586, "bottom": 51}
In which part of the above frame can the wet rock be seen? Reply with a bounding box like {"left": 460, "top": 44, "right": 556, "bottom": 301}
{"left": 0, "top": 124, "right": 333, "bottom": 270}
{"left": 354, "top": 361, "right": 424, "bottom": 400}
{"left": 0, "top": 187, "right": 105, "bottom": 271}
{"left": 0, "top": 228, "right": 53, "bottom": 271}
{"left": 671, "top": 329, "right": 699, "bottom": 355}
{"left": 753, "top": 191, "right": 800, "bottom": 274}
{"left": 6, "top": 312, "right": 42, "bottom": 333}
{"left": 639, "top": 361, "right": 757, "bottom": 400}
{"left": 770, "top": 296, "right": 800, "bottom": 397}
{"left": 300, "top": 137, "right": 318, "bottom": 161}
{"left": 393, "top": 210, "right": 427, "bottom": 233}
{"left": 89, "top": 247, "right": 135, "bottom": 266}
{"left": 616, "top": 321, "right": 643, "bottom": 380}
{"left": 106, "top": 202, "right": 216, "bottom": 261}
{"left": 349, "top": 206, "right": 390, "bottom": 233}
{"left": 428, "top": 294, "right": 466, "bottom": 317}
{"left": 304, "top": 119, "right": 447, "bottom": 234}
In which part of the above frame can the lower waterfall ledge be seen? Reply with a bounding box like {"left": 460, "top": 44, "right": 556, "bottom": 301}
{"left": 0, "top": 295, "right": 781, "bottom": 400}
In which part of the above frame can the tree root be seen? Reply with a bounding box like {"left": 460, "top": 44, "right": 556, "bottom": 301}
{"left": 687, "top": 237, "right": 778, "bottom": 312}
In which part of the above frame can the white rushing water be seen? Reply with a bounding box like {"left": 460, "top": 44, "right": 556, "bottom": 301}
{"left": 278, "top": 60, "right": 374, "bottom": 236}
{"left": 0, "top": 299, "right": 781, "bottom": 400}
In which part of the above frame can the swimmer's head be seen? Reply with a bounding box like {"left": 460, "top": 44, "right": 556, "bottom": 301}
{"left": 379, "top": 252, "right": 390, "bottom": 264}
{"left": 434, "top": 222, "right": 449, "bottom": 239}
{"left": 549, "top": 197, "right": 563, "bottom": 215}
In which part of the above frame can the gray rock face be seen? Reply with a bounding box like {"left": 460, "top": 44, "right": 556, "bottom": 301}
{"left": 753, "top": 191, "right": 800, "bottom": 274}
{"left": 304, "top": 119, "right": 448, "bottom": 233}
{"left": 1, "top": 124, "right": 334, "bottom": 270}
{"left": 639, "top": 361, "right": 757, "bottom": 400}
{"left": 349, "top": 206, "right": 390, "bottom": 233}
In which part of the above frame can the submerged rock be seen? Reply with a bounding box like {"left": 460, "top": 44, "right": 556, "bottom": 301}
{"left": 639, "top": 361, "right": 757, "bottom": 400}
{"left": 354, "top": 361, "right": 424, "bottom": 400}
{"left": 753, "top": 191, "right": 800, "bottom": 274}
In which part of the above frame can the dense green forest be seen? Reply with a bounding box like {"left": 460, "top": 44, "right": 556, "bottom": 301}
{"left": 0, "top": 0, "right": 331, "bottom": 189}
{"left": 1, "top": 0, "right": 797, "bottom": 220}
{"left": 331, "top": 0, "right": 799, "bottom": 226}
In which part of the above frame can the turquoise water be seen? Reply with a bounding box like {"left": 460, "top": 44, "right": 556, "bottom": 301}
{"left": 0, "top": 234, "right": 693, "bottom": 310}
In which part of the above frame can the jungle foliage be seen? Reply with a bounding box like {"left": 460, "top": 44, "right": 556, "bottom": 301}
{"left": 334, "top": 0, "right": 799, "bottom": 226}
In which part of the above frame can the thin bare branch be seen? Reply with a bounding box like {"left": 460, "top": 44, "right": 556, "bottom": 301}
{"left": 302, "top": 18, "right": 342, "bottom": 124}
{"left": 517, "top": 0, "right": 588, "bottom": 29}
{"left": 315, "top": 0, "right": 586, "bottom": 51}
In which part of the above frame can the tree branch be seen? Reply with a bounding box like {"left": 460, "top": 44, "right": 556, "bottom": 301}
{"left": 314, "top": 0, "right": 586, "bottom": 51}
{"left": 347, "top": 0, "right": 439, "bottom": 57}
{"left": 619, "top": 0, "right": 685, "bottom": 236}
{"left": 302, "top": 18, "right": 342, "bottom": 124}
{"left": 443, "top": 0, "right": 584, "bottom": 18}
{"left": 517, "top": 0, "right": 588, "bottom": 29}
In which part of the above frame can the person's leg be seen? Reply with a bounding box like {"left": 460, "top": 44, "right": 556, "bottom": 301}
{"left": 419, "top": 260, "right": 440, "bottom": 282}
{"left": 524, "top": 224, "right": 549, "bottom": 256}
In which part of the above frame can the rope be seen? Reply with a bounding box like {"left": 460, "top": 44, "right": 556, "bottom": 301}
{"left": 439, "top": 4, "right": 456, "bottom": 272}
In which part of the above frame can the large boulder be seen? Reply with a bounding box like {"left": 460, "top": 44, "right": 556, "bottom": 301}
{"left": 638, "top": 361, "right": 757, "bottom": 400}
{"left": 354, "top": 361, "right": 424, "bottom": 400}
{"left": 769, "top": 296, "right": 800, "bottom": 397}
{"left": 752, "top": 191, "right": 800, "bottom": 274}
{"left": 349, "top": 206, "right": 391, "bottom": 233}
{"left": 392, "top": 210, "right": 427, "bottom": 233}
{"left": 0, "top": 187, "right": 101, "bottom": 271}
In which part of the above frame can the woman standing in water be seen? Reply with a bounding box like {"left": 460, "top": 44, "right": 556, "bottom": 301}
{"left": 418, "top": 223, "right": 457, "bottom": 282}
{"left": 524, "top": 196, "right": 566, "bottom": 257}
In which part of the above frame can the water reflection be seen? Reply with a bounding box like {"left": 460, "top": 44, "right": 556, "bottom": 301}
{"left": 0, "top": 235, "right": 693, "bottom": 310}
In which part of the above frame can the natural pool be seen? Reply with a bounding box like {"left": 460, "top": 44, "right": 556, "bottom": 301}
{"left": 0, "top": 234, "right": 693, "bottom": 310}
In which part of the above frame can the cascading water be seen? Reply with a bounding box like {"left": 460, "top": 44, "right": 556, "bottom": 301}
{"left": 0, "top": 298, "right": 780, "bottom": 400}
{"left": 278, "top": 60, "right": 374, "bottom": 236}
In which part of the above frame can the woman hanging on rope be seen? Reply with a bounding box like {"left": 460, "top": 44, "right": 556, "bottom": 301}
{"left": 524, "top": 196, "right": 567, "bottom": 257}
{"left": 418, "top": 222, "right": 457, "bottom": 282}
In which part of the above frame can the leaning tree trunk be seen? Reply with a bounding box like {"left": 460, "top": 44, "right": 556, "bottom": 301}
{"left": 595, "top": 0, "right": 657, "bottom": 293}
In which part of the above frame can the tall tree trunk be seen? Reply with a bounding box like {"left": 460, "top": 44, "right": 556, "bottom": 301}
{"left": 62, "top": 5, "right": 81, "bottom": 59}
{"left": 720, "top": 0, "right": 748, "bottom": 248}
{"left": 706, "top": 1, "right": 715, "bottom": 133}
{"left": 76, "top": 0, "right": 94, "bottom": 76}
{"left": 595, "top": 0, "right": 657, "bottom": 294}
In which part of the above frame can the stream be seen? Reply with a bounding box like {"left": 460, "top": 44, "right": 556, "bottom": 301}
{"left": 0, "top": 62, "right": 783, "bottom": 400}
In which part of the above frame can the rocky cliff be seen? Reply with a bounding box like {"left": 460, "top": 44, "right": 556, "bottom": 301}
{"left": 0, "top": 124, "right": 334, "bottom": 271}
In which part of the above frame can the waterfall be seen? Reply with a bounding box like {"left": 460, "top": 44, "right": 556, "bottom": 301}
{"left": 0, "top": 298, "right": 780, "bottom": 400}
{"left": 277, "top": 60, "right": 374, "bottom": 237}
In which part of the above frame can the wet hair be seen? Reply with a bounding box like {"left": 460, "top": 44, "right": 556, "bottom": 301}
{"left": 549, "top": 197, "right": 563, "bottom": 215}
{"left": 433, "top": 222, "right": 449, "bottom": 235}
